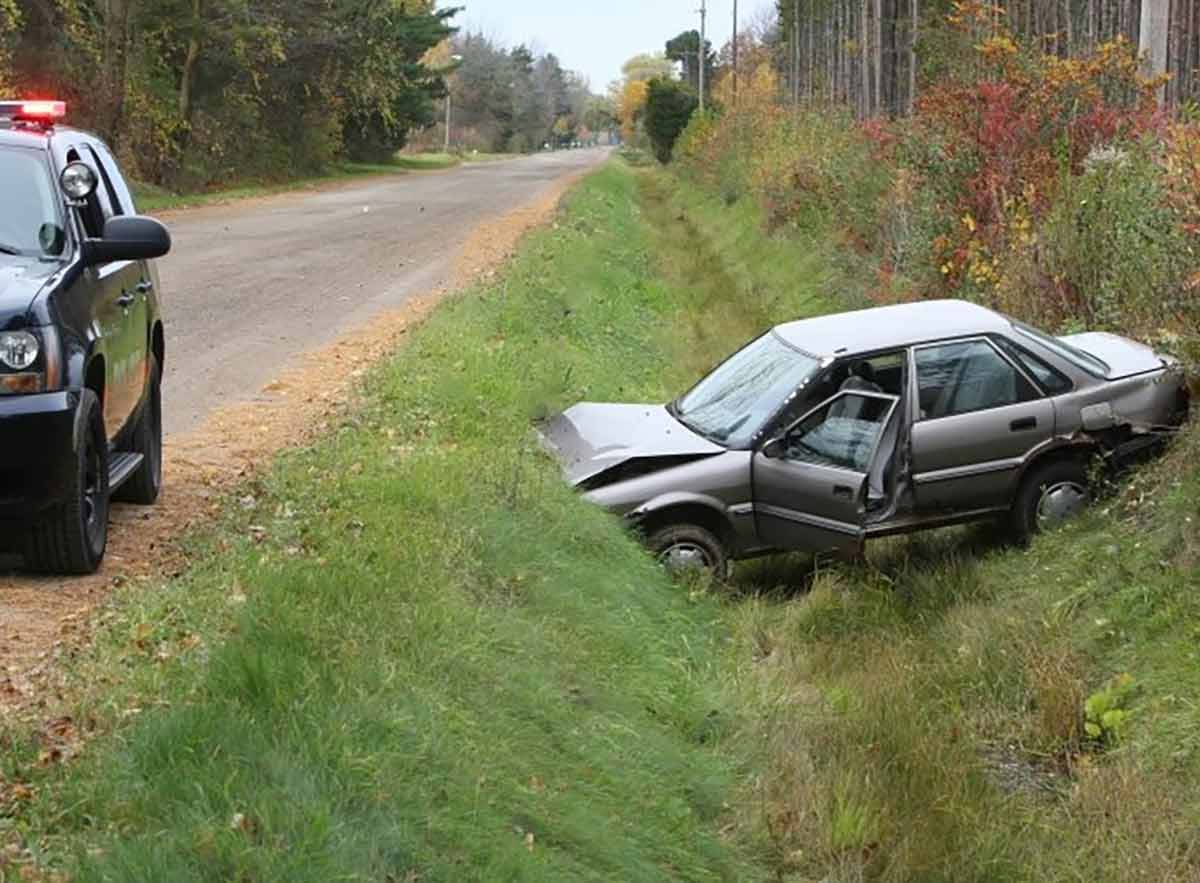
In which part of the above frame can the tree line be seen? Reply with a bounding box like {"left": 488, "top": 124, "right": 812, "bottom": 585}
{"left": 769, "top": 0, "right": 1194, "bottom": 118}
{"left": 0, "top": 2, "right": 604, "bottom": 190}
{"left": 407, "top": 32, "right": 612, "bottom": 154}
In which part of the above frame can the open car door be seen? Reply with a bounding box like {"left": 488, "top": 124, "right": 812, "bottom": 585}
{"left": 752, "top": 391, "right": 900, "bottom": 555}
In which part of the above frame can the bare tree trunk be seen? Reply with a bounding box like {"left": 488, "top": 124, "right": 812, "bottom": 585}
{"left": 1141, "top": 0, "right": 1170, "bottom": 103}
{"left": 101, "top": 0, "right": 134, "bottom": 145}
{"left": 878, "top": 0, "right": 888, "bottom": 115}
{"left": 909, "top": 0, "right": 918, "bottom": 113}
{"left": 860, "top": 0, "right": 870, "bottom": 117}
{"left": 808, "top": 0, "right": 816, "bottom": 101}
{"left": 178, "top": 0, "right": 202, "bottom": 121}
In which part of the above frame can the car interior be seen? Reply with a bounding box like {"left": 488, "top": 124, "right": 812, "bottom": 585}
{"left": 768, "top": 349, "right": 910, "bottom": 518}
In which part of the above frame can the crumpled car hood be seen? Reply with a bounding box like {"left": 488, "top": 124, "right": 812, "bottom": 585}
{"left": 540, "top": 403, "right": 724, "bottom": 486}
{"left": 1061, "top": 332, "right": 1166, "bottom": 379}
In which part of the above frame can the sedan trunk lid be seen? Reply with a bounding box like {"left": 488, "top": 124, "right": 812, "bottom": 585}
{"left": 1060, "top": 332, "right": 1167, "bottom": 379}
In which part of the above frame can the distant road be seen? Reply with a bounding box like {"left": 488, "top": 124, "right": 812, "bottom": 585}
{"left": 157, "top": 148, "right": 609, "bottom": 435}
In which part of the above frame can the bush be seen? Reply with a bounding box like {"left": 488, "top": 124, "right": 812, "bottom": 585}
{"left": 1037, "top": 141, "right": 1191, "bottom": 331}
{"left": 643, "top": 78, "right": 699, "bottom": 164}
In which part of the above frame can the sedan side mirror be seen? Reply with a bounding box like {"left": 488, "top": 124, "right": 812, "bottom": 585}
{"left": 762, "top": 437, "right": 786, "bottom": 459}
{"left": 84, "top": 215, "right": 171, "bottom": 266}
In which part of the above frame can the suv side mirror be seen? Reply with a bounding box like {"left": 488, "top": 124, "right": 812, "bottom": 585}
{"left": 762, "top": 437, "right": 786, "bottom": 459}
{"left": 84, "top": 216, "right": 171, "bottom": 266}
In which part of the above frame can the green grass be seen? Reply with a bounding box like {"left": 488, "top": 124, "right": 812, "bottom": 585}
{"left": 5, "top": 156, "right": 1198, "bottom": 883}
{"left": 0, "top": 161, "right": 772, "bottom": 882}
{"left": 132, "top": 154, "right": 465, "bottom": 212}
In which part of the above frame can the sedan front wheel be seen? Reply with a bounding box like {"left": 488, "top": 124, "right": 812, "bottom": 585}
{"left": 647, "top": 523, "right": 730, "bottom": 580}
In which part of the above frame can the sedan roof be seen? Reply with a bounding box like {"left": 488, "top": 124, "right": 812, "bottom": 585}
{"left": 775, "top": 299, "right": 1012, "bottom": 358}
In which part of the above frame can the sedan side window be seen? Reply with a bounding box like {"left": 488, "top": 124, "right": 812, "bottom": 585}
{"left": 783, "top": 392, "right": 897, "bottom": 472}
{"left": 916, "top": 340, "right": 1038, "bottom": 420}
{"left": 992, "top": 335, "right": 1072, "bottom": 394}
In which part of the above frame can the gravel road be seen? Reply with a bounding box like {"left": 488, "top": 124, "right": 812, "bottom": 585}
{"left": 0, "top": 148, "right": 606, "bottom": 699}
{"left": 158, "top": 148, "right": 609, "bottom": 434}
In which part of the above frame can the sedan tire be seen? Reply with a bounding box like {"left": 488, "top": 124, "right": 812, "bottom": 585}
{"left": 647, "top": 523, "right": 730, "bottom": 579}
{"left": 1010, "top": 458, "right": 1091, "bottom": 543}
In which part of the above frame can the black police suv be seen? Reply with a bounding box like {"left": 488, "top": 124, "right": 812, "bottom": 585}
{"left": 0, "top": 100, "right": 170, "bottom": 574}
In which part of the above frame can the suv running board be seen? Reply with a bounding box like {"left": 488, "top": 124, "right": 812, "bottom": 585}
{"left": 109, "top": 452, "right": 145, "bottom": 492}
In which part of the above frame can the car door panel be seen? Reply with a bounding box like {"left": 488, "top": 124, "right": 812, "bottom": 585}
{"left": 754, "top": 457, "right": 867, "bottom": 553}
{"left": 753, "top": 392, "right": 898, "bottom": 555}
{"left": 910, "top": 339, "right": 1054, "bottom": 512}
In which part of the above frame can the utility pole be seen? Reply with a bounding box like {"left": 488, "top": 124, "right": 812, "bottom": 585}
{"left": 732, "top": 0, "right": 739, "bottom": 107}
{"left": 698, "top": 0, "right": 707, "bottom": 111}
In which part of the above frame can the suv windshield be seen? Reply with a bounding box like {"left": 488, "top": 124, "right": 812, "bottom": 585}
{"left": 0, "top": 147, "right": 64, "bottom": 259}
{"left": 673, "top": 331, "right": 820, "bottom": 448}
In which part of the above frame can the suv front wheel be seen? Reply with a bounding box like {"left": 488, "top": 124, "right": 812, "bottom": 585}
{"left": 24, "top": 389, "right": 109, "bottom": 574}
{"left": 1010, "top": 458, "right": 1091, "bottom": 543}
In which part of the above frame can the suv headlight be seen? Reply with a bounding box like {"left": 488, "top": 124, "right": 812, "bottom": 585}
{"left": 0, "top": 331, "right": 39, "bottom": 370}
{"left": 0, "top": 328, "right": 61, "bottom": 394}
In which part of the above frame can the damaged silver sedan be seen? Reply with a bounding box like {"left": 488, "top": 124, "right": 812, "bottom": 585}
{"left": 541, "top": 300, "right": 1190, "bottom": 574}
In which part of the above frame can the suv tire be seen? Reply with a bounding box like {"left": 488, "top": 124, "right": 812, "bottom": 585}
{"left": 1010, "top": 457, "right": 1090, "bottom": 543}
{"left": 647, "top": 523, "right": 730, "bottom": 579}
{"left": 114, "top": 354, "right": 163, "bottom": 505}
{"left": 25, "top": 389, "right": 109, "bottom": 574}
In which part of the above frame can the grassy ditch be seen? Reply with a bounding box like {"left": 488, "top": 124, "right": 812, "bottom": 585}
{"left": 1, "top": 160, "right": 784, "bottom": 881}
{"left": 647, "top": 175, "right": 1200, "bottom": 881}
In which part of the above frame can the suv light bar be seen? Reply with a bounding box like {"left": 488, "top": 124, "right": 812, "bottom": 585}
{"left": 0, "top": 100, "right": 67, "bottom": 126}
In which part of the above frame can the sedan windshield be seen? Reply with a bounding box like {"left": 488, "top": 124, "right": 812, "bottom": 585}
{"left": 673, "top": 331, "right": 820, "bottom": 447}
{"left": 0, "top": 147, "right": 64, "bottom": 258}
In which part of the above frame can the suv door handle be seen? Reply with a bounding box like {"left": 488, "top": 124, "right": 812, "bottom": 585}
{"left": 1010, "top": 416, "right": 1037, "bottom": 432}
{"left": 833, "top": 484, "right": 854, "bottom": 500}
{"left": 135, "top": 280, "right": 154, "bottom": 294}
{"left": 116, "top": 291, "right": 135, "bottom": 308}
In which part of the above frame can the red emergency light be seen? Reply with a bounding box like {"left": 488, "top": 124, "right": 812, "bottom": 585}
{"left": 0, "top": 100, "right": 67, "bottom": 127}
{"left": 17, "top": 101, "right": 67, "bottom": 122}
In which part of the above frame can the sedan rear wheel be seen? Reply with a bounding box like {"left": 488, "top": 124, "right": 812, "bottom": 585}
{"left": 647, "top": 524, "right": 730, "bottom": 580}
{"left": 1011, "top": 458, "right": 1091, "bottom": 543}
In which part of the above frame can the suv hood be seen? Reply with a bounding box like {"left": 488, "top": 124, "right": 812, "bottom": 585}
{"left": 1060, "top": 332, "right": 1167, "bottom": 379}
{"left": 0, "top": 258, "right": 54, "bottom": 328}
{"left": 540, "top": 403, "right": 724, "bottom": 486}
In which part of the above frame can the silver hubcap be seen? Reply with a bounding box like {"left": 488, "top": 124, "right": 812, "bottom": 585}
{"left": 1036, "top": 481, "right": 1088, "bottom": 530}
{"left": 659, "top": 543, "right": 712, "bottom": 574}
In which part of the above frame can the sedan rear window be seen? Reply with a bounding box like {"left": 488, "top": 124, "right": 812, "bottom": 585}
{"left": 0, "top": 147, "right": 64, "bottom": 258}
{"left": 1013, "top": 321, "right": 1109, "bottom": 378}
{"left": 674, "top": 331, "right": 820, "bottom": 448}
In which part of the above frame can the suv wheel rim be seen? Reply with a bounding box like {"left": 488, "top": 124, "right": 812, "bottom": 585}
{"left": 1036, "top": 481, "right": 1088, "bottom": 530}
{"left": 659, "top": 542, "right": 712, "bottom": 573}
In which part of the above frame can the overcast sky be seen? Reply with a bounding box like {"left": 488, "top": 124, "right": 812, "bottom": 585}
{"left": 449, "top": 1, "right": 775, "bottom": 92}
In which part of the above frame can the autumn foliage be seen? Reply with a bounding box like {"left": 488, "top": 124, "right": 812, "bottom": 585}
{"left": 676, "top": 5, "right": 1199, "bottom": 365}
